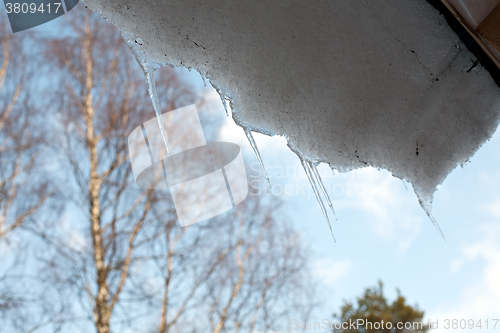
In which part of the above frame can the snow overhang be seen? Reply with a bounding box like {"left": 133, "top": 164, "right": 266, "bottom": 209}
{"left": 83, "top": 0, "right": 500, "bottom": 231}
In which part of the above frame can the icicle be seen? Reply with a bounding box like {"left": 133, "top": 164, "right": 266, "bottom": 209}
{"left": 143, "top": 66, "right": 170, "bottom": 154}
{"left": 418, "top": 196, "right": 446, "bottom": 241}
{"left": 311, "top": 162, "right": 337, "bottom": 221}
{"left": 243, "top": 127, "right": 271, "bottom": 188}
{"left": 301, "top": 159, "right": 336, "bottom": 242}
{"left": 423, "top": 209, "right": 446, "bottom": 241}
{"left": 426, "top": 212, "right": 446, "bottom": 241}
{"left": 201, "top": 75, "right": 207, "bottom": 87}
{"left": 127, "top": 41, "right": 170, "bottom": 154}
{"left": 220, "top": 94, "right": 229, "bottom": 116}
{"left": 401, "top": 179, "right": 408, "bottom": 191}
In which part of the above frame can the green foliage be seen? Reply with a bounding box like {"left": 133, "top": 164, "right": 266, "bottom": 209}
{"left": 333, "top": 281, "right": 429, "bottom": 333}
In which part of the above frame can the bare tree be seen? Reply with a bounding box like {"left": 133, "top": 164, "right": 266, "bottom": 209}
{"left": 0, "top": 23, "right": 53, "bottom": 240}
{"left": 1, "top": 7, "right": 319, "bottom": 333}
{"left": 30, "top": 9, "right": 182, "bottom": 333}
{"left": 125, "top": 192, "right": 314, "bottom": 333}
{"left": 0, "top": 20, "right": 64, "bottom": 333}
{"left": 205, "top": 198, "right": 316, "bottom": 333}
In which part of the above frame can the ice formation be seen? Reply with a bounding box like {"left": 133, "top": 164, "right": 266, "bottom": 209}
{"left": 290, "top": 141, "right": 338, "bottom": 242}
{"left": 84, "top": 0, "right": 500, "bottom": 237}
{"left": 127, "top": 40, "right": 171, "bottom": 154}
{"left": 243, "top": 127, "right": 271, "bottom": 188}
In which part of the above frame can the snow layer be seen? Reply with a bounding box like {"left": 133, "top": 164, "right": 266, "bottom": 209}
{"left": 83, "top": 0, "right": 500, "bottom": 218}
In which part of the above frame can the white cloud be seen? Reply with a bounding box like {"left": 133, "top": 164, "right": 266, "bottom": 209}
{"left": 0, "top": 233, "right": 20, "bottom": 257}
{"left": 312, "top": 258, "right": 353, "bottom": 287}
{"left": 331, "top": 167, "right": 423, "bottom": 250}
{"left": 431, "top": 223, "right": 500, "bottom": 332}
{"left": 485, "top": 196, "right": 500, "bottom": 219}
{"left": 59, "top": 210, "right": 89, "bottom": 252}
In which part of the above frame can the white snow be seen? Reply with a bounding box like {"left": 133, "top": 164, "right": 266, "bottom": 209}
{"left": 84, "top": 0, "right": 500, "bottom": 234}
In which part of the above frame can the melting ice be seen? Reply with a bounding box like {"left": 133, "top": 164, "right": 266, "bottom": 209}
{"left": 127, "top": 38, "right": 170, "bottom": 154}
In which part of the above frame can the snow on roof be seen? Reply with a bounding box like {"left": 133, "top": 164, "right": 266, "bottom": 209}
{"left": 83, "top": 0, "right": 500, "bottom": 236}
